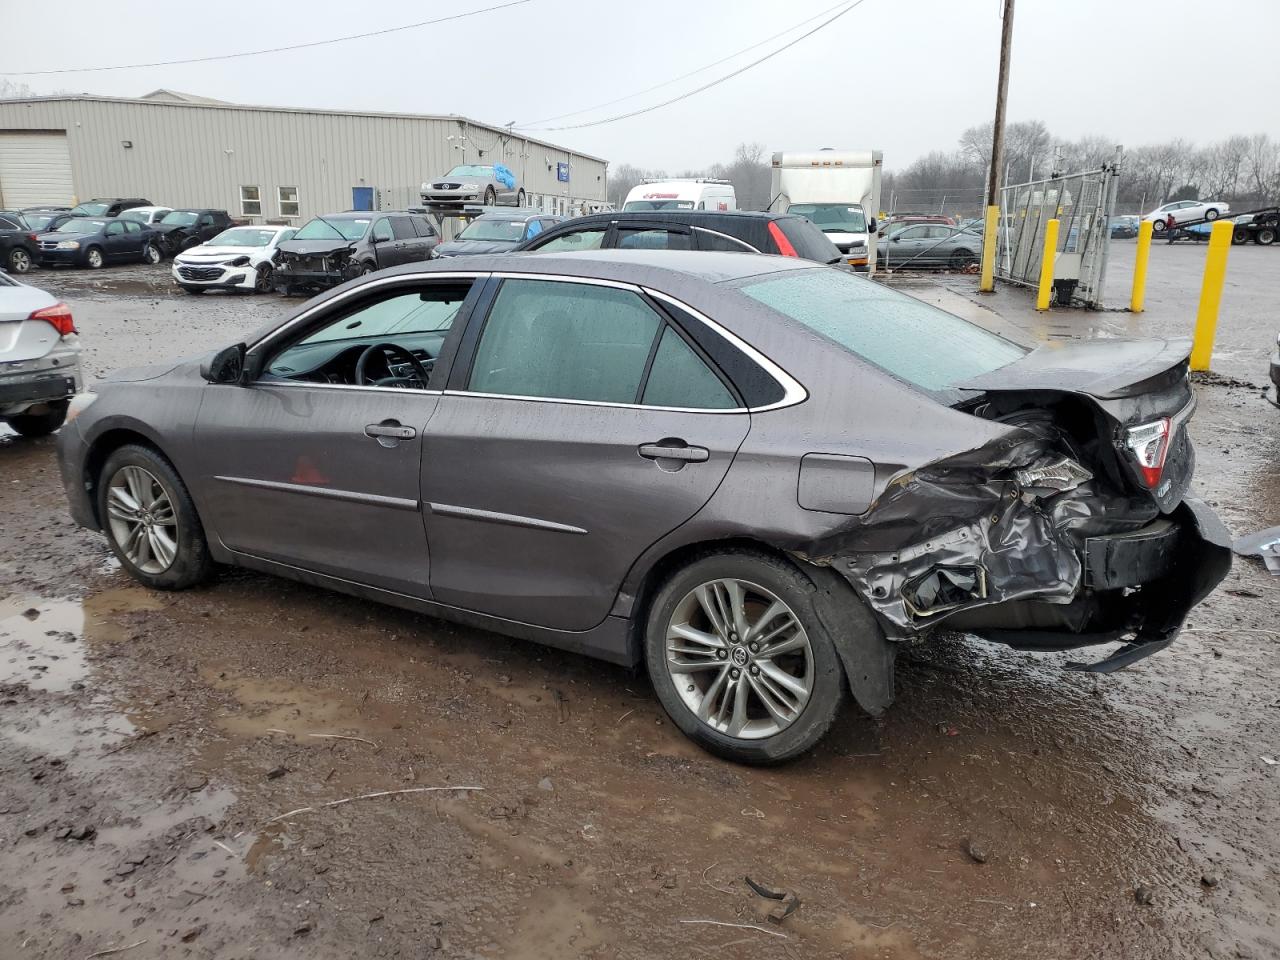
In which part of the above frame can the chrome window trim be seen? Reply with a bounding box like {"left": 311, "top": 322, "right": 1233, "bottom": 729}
{"left": 428, "top": 502, "right": 587, "bottom": 536}
{"left": 254, "top": 380, "right": 443, "bottom": 396}
{"left": 214, "top": 475, "right": 419, "bottom": 511}
{"left": 691, "top": 226, "right": 761, "bottom": 252}
{"left": 441, "top": 389, "right": 749, "bottom": 415}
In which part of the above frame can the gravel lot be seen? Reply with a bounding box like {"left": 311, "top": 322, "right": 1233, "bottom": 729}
{"left": 2, "top": 249, "right": 1277, "bottom": 959}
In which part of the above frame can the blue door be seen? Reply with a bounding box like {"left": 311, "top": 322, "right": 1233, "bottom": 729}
{"left": 352, "top": 187, "right": 375, "bottom": 211}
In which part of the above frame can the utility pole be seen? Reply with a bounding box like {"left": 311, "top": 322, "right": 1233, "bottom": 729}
{"left": 979, "top": 0, "right": 1015, "bottom": 293}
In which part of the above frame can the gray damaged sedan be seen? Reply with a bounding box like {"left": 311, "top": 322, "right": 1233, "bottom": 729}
{"left": 56, "top": 252, "right": 1231, "bottom": 763}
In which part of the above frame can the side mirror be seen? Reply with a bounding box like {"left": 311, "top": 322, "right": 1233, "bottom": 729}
{"left": 868, "top": 217, "right": 877, "bottom": 232}
{"left": 200, "top": 343, "right": 247, "bottom": 385}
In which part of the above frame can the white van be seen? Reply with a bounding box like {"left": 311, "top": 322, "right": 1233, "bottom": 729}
{"left": 622, "top": 178, "right": 737, "bottom": 213}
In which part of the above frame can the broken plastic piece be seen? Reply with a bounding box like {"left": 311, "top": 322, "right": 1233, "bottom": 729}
{"left": 1015, "top": 456, "right": 1093, "bottom": 493}
{"left": 902, "top": 565, "right": 988, "bottom": 617}
{"left": 1232, "top": 526, "right": 1280, "bottom": 575}
{"left": 744, "top": 876, "right": 801, "bottom": 924}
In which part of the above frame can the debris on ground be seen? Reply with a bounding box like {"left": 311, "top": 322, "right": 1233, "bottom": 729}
{"left": 744, "top": 876, "right": 802, "bottom": 924}
{"left": 965, "top": 839, "right": 990, "bottom": 864}
{"left": 1134, "top": 885, "right": 1156, "bottom": 905}
{"left": 1232, "top": 526, "right": 1280, "bottom": 575}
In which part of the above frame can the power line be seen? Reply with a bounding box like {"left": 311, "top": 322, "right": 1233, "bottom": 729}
{"left": 516, "top": 0, "right": 867, "bottom": 132}
{"left": 2, "top": 0, "right": 533, "bottom": 76}
{"left": 519, "top": 0, "right": 853, "bottom": 127}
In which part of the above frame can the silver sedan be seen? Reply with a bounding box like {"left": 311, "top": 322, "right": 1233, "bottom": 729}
{"left": 420, "top": 164, "right": 525, "bottom": 207}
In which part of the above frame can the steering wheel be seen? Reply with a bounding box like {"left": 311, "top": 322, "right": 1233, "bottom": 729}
{"left": 354, "top": 342, "right": 431, "bottom": 389}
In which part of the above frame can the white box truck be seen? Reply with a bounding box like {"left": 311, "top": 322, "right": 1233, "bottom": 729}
{"left": 769, "top": 150, "right": 883, "bottom": 272}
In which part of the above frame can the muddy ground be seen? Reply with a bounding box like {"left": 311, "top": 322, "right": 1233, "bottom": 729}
{"left": 2, "top": 255, "right": 1278, "bottom": 959}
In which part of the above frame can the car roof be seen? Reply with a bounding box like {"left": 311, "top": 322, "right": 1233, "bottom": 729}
{"left": 564, "top": 210, "right": 789, "bottom": 226}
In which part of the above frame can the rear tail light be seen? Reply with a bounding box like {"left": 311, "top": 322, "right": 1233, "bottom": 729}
{"left": 30, "top": 302, "right": 76, "bottom": 337}
{"left": 767, "top": 221, "right": 799, "bottom": 257}
{"left": 1125, "top": 418, "right": 1171, "bottom": 488}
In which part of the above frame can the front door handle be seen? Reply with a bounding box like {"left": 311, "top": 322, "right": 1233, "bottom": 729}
{"left": 365, "top": 420, "right": 416, "bottom": 445}
{"left": 638, "top": 442, "right": 709, "bottom": 463}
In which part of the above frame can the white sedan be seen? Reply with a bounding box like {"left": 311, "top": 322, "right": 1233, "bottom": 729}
{"left": 1, "top": 273, "right": 82, "bottom": 437}
{"left": 1143, "top": 199, "right": 1230, "bottom": 232}
{"left": 172, "top": 224, "right": 296, "bottom": 294}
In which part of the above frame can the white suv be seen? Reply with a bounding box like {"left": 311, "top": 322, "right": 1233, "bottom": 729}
{"left": 0, "top": 273, "right": 82, "bottom": 437}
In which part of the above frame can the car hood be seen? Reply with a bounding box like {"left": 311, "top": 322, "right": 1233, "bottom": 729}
{"left": 151, "top": 223, "right": 189, "bottom": 234}
{"left": 36, "top": 230, "right": 97, "bottom": 241}
{"left": 957, "top": 337, "right": 1191, "bottom": 400}
{"left": 178, "top": 244, "right": 265, "bottom": 261}
{"left": 435, "top": 239, "right": 519, "bottom": 256}
{"left": 277, "top": 240, "right": 357, "bottom": 256}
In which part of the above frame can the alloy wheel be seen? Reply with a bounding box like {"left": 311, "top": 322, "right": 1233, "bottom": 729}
{"left": 9, "top": 249, "right": 31, "bottom": 273}
{"left": 106, "top": 465, "right": 179, "bottom": 574}
{"left": 664, "top": 578, "right": 813, "bottom": 739}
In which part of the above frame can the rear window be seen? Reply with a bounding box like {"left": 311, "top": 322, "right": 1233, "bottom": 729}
{"left": 772, "top": 218, "right": 841, "bottom": 263}
{"left": 735, "top": 268, "right": 1025, "bottom": 398}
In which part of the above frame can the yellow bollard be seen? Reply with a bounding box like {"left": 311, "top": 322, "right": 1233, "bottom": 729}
{"left": 979, "top": 204, "right": 999, "bottom": 292}
{"left": 1190, "top": 220, "right": 1234, "bottom": 371}
{"left": 1130, "top": 220, "right": 1153, "bottom": 312}
{"left": 1035, "top": 218, "right": 1060, "bottom": 311}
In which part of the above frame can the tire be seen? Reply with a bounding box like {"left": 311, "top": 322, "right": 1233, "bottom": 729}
{"left": 181, "top": 285, "right": 205, "bottom": 295}
{"left": 1257, "top": 227, "right": 1276, "bottom": 246}
{"left": 949, "top": 250, "right": 978, "bottom": 271}
{"left": 644, "top": 551, "right": 849, "bottom": 765}
{"left": 516, "top": 189, "right": 526, "bottom": 208}
{"left": 254, "top": 264, "right": 273, "bottom": 293}
{"left": 1204, "top": 208, "right": 1219, "bottom": 221}
{"left": 484, "top": 187, "right": 497, "bottom": 206}
{"left": 360, "top": 262, "right": 375, "bottom": 276}
{"left": 1152, "top": 219, "right": 1166, "bottom": 233}
{"left": 4, "top": 400, "right": 68, "bottom": 438}
{"left": 84, "top": 246, "right": 105, "bottom": 269}
{"left": 1232, "top": 229, "right": 1249, "bottom": 245}
{"left": 7, "top": 247, "right": 32, "bottom": 274}
{"left": 97, "top": 444, "right": 212, "bottom": 590}
{"left": 142, "top": 243, "right": 162, "bottom": 265}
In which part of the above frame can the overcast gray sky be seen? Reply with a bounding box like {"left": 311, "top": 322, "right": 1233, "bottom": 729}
{"left": 5, "top": 0, "right": 1277, "bottom": 169}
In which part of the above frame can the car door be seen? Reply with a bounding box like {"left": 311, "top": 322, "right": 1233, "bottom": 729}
{"left": 369, "top": 217, "right": 395, "bottom": 267}
{"left": 190, "top": 275, "right": 483, "bottom": 597}
{"left": 411, "top": 216, "right": 440, "bottom": 259}
{"left": 390, "top": 215, "right": 424, "bottom": 264}
{"left": 422, "top": 275, "right": 750, "bottom": 631}
{"left": 882, "top": 225, "right": 926, "bottom": 266}
{"left": 123, "top": 220, "right": 149, "bottom": 258}
{"left": 102, "top": 221, "right": 131, "bottom": 260}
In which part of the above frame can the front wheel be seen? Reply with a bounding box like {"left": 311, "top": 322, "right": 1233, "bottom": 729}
{"left": 644, "top": 552, "right": 848, "bottom": 765}
{"left": 84, "top": 246, "right": 105, "bottom": 269}
{"left": 7, "top": 247, "right": 32, "bottom": 274}
{"left": 1257, "top": 227, "right": 1276, "bottom": 246}
{"left": 4, "top": 400, "right": 68, "bottom": 437}
{"left": 1204, "top": 208, "right": 1219, "bottom": 221}
{"left": 1152, "top": 219, "right": 1166, "bottom": 233}
{"left": 484, "top": 187, "right": 497, "bottom": 206}
{"left": 254, "top": 264, "right": 273, "bottom": 293}
{"left": 97, "top": 444, "right": 212, "bottom": 590}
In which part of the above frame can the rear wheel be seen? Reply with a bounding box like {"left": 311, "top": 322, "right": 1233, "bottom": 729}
{"left": 516, "top": 189, "right": 526, "bottom": 207}
{"left": 644, "top": 551, "right": 848, "bottom": 764}
{"left": 142, "top": 243, "right": 162, "bottom": 264}
{"left": 97, "top": 445, "right": 212, "bottom": 590}
{"left": 1232, "top": 229, "right": 1249, "bottom": 245}
{"left": 950, "top": 250, "right": 978, "bottom": 271}
{"left": 84, "top": 246, "right": 105, "bottom": 269}
{"left": 1204, "top": 208, "right": 1219, "bottom": 221}
{"left": 484, "top": 186, "right": 497, "bottom": 206}
{"left": 1257, "top": 227, "right": 1276, "bottom": 246}
{"left": 1152, "top": 219, "right": 1167, "bottom": 233}
{"left": 5, "top": 400, "right": 68, "bottom": 437}
{"left": 7, "top": 247, "right": 32, "bottom": 273}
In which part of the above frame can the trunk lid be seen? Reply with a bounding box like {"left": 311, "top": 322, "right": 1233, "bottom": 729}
{"left": 1, "top": 283, "right": 61, "bottom": 364}
{"left": 959, "top": 338, "right": 1195, "bottom": 513}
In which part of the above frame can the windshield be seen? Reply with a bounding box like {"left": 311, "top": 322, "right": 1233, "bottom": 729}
{"left": 208, "top": 227, "right": 278, "bottom": 247}
{"left": 119, "top": 209, "right": 153, "bottom": 223}
{"left": 622, "top": 200, "right": 695, "bottom": 211}
{"left": 458, "top": 218, "right": 526, "bottom": 242}
{"left": 71, "top": 202, "right": 109, "bottom": 216}
{"left": 57, "top": 218, "right": 106, "bottom": 233}
{"left": 160, "top": 211, "right": 199, "bottom": 226}
{"left": 446, "top": 165, "right": 494, "bottom": 179}
{"left": 736, "top": 268, "right": 1025, "bottom": 399}
{"left": 787, "top": 203, "right": 867, "bottom": 234}
{"left": 292, "top": 217, "right": 369, "bottom": 241}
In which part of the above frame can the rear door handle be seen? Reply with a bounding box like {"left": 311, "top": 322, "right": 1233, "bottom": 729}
{"left": 638, "top": 442, "right": 709, "bottom": 463}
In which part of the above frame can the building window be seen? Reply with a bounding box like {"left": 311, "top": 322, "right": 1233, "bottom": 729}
{"left": 240, "top": 185, "right": 261, "bottom": 217}
{"left": 278, "top": 186, "right": 299, "bottom": 218}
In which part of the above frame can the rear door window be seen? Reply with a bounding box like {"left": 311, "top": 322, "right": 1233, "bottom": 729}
{"left": 614, "top": 227, "right": 692, "bottom": 250}
{"left": 694, "top": 228, "right": 756, "bottom": 252}
{"left": 467, "top": 279, "right": 661, "bottom": 403}
{"left": 528, "top": 228, "right": 606, "bottom": 252}
{"left": 641, "top": 327, "right": 737, "bottom": 409}
{"left": 411, "top": 217, "right": 438, "bottom": 239}
{"left": 391, "top": 217, "right": 417, "bottom": 240}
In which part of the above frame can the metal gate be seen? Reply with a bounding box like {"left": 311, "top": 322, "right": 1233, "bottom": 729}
{"left": 996, "top": 150, "right": 1121, "bottom": 307}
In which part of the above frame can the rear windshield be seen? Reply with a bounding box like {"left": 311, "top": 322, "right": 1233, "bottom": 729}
{"left": 773, "top": 218, "right": 842, "bottom": 263}
{"left": 71, "top": 202, "right": 109, "bottom": 216}
{"left": 735, "top": 268, "right": 1025, "bottom": 398}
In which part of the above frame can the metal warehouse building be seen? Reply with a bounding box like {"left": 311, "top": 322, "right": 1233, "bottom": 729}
{"left": 0, "top": 90, "right": 608, "bottom": 222}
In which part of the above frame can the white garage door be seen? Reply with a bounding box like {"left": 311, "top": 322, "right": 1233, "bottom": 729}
{"left": 0, "top": 132, "right": 75, "bottom": 208}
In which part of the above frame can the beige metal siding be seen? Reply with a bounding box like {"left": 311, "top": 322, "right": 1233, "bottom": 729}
{"left": 0, "top": 131, "right": 74, "bottom": 207}
{"left": 0, "top": 98, "right": 607, "bottom": 221}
